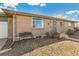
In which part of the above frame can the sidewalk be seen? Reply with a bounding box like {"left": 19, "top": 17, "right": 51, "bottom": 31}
{"left": 60, "top": 33, "right": 79, "bottom": 42}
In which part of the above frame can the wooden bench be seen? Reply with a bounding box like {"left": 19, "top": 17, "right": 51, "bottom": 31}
{"left": 17, "top": 32, "right": 34, "bottom": 40}
{"left": 16, "top": 32, "right": 48, "bottom": 41}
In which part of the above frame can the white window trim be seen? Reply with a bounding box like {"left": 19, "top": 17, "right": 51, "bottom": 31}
{"left": 32, "top": 17, "right": 44, "bottom": 29}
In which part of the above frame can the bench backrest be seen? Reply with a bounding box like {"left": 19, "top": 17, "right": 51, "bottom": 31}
{"left": 18, "top": 32, "right": 33, "bottom": 37}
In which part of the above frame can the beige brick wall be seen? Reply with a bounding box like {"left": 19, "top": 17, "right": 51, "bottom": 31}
{"left": 53, "top": 20, "right": 75, "bottom": 33}
{"left": 16, "top": 15, "right": 32, "bottom": 35}
{"left": 15, "top": 15, "right": 75, "bottom": 38}
{"left": 8, "top": 17, "right": 13, "bottom": 39}
{"left": 16, "top": 15, "right": 52, "bottom": 36}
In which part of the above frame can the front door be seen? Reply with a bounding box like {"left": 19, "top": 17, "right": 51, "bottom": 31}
{"left": 52, "top": 21, "right": 57, "bottom": 32}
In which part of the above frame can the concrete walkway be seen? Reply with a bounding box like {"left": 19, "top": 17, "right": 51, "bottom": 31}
{"left": 69, "top": 31, "right": 79, "bottom": 39}
{"left": 60, "top": 33, "right": 79, "bottom": 42}
{"left": 60, "top": 33, "right": 69, "bottom": 38}
{"left": 0, "top": 39, "right": 7, "bottom": 50}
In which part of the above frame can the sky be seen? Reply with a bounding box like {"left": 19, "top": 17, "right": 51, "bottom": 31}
{"left": 0, "top": 3, "right": 79, "bottom": 21}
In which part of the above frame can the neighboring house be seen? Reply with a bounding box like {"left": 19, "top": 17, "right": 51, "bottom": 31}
{"left": 0, "top": 8, "right": 76, "bottom": 41}
{"left": 75, "top": 22, "right": 79, "bottom": 28}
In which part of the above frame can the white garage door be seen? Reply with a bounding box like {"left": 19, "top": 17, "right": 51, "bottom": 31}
{"left": 0, "top": 22, "right": 8, "bottom": 38}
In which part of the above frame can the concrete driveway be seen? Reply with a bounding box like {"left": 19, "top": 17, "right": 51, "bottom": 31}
{"left": 0, "top": 39, "right": 7, "bottom": 50}
{"left": 69, "top": 31, "right": 79, "bottom": 39}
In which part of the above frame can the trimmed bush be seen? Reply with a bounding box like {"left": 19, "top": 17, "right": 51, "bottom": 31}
{"left": 66, "top": 29, "right": 74, "bottom": 35}
{"left": 52, "top": 32, "right": 60, "bottom": 38}
{"left": 46, "top": 31, "right": 60, "bottom": 38}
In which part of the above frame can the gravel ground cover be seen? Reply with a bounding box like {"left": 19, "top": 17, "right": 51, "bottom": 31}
{"left": 23, "top": 40, "right": 79, "bottom": 56}
{"left": 1, "top": 37, "right": 79, "bottom": 56}
{"left": 0, "top": 38, "right": 65, "bottom": 56}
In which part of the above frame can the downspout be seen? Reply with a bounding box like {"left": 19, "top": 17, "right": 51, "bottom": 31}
{"left": 13, "top": 13, "right": 16, "bottom": 42}
{"left": 8, "top": 11, "right": 16, "bottom": 48}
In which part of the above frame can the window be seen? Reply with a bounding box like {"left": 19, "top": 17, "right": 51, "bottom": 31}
{"left": 32, "top": 18, "right": 44, "bottom": 28}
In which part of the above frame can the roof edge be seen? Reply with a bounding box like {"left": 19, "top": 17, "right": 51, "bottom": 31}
{"left": 1, "top": 8, "right": 78, "bottom": 22}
